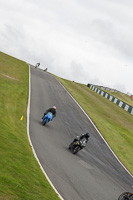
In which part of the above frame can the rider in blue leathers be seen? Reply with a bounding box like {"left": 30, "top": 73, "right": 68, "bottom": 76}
{"left": 42, "top": 106, "right": 56, "bottom": 120}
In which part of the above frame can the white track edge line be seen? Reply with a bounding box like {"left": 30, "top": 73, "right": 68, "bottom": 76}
{"left": 27, "top": 65, "right": 64, "bottom": 200}
{"left": 56, "top": 78, "right": 133, "bottom": 179}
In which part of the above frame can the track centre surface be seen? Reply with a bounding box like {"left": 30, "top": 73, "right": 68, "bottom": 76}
{"left": 29, "top": 66, "right": 133, "bottom": 200}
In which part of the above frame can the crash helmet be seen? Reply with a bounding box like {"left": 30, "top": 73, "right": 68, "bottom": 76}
{"left": 53, "top": 106, "right": 56, "bottom": 109}
{"left": 85, "top": 132, "right": 90, "bottom": 139}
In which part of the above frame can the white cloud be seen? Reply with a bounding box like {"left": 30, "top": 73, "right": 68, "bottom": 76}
{"left": 0, "top": 0, "right": 133, "bottom": 94}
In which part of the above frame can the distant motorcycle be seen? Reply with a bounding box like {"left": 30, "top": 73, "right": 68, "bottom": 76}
{"left": 42, "top": 112, "right": 53, "bottom": 126}
{"left": 118, "top": 192, "right": 133, "bottom": 200}
{"left": 68, "top": 138, "right": 87, "bottom": 154}
{"left": 35, "top": 63, "right": 40, "bottom": 68}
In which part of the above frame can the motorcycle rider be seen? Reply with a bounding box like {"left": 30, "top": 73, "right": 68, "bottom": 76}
{"left": 35, "top": 63, "right": 40, "bottom": 68}
{"left": 69, "top": 132, "right": 90, "bottom": 149}
{"left": 42, "top": 106, "right": 56, "bottom": 120}
{"left": 118, "top": 192, "right": 133, "bottom": 200}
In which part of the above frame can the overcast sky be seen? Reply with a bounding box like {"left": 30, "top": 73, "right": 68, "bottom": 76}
{"left": 0, "top": 0, "right": 133, "bottom": 94}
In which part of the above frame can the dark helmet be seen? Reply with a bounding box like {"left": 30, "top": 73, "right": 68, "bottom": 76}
{"left": 85, "top": 132, "right": 90, "bottom": 139}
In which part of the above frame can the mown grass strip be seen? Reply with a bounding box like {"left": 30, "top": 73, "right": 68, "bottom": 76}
{"left": 0, "top": 52, "right": 60, "bottom": 200}
{"left": 55, "top": 76, "right": 133, "bottom": 175}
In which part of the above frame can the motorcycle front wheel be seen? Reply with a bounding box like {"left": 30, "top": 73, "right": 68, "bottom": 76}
{"left": 72, "top": 146, "right": 81, "bottom": 154}
{"left": 68, "top": 143, "right": 73, "bottom": 150}
{"left": 42, "top": 119, "right": 47, "bottom": 126}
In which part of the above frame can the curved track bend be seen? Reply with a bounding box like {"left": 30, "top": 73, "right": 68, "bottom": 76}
{"left": 29, "top": 66, "right": 133, "bottom": 200}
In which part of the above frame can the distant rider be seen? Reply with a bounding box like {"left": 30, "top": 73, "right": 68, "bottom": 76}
{"left": 42, "top": 106, "right": 56, "bottom": 120}
{"left": 35, "top": 63, "right": 40, "bottom": 68}
{"left": 69, "top": 132, "right": 90, "bottom": 149}
{"left": 44, "top": 68, "right": 48, "bottom": 71}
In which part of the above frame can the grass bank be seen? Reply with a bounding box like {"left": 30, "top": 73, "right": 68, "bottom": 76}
{"left": 0, "top": 52, "right": 60, "bottom": 200}
{"left": 55, "top": 76, "right": 133, "bottom": 175}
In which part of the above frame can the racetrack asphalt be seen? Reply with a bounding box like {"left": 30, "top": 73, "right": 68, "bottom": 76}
{"left": 29, "top": 66, "right": 133, "bottom": 200}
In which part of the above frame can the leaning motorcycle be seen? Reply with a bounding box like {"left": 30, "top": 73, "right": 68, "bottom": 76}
{"left": 42, "top": 112, "right": 53, "bottom": 126}
{"left": 68, "top": 138, "right": 87, "bottom": 154}
{"left": 118, "top": 192, "right": 133, "bottom": 200}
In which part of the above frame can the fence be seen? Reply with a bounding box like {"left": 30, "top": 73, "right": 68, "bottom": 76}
{"left": 88, "top": 84, "right": 133, "bottom": 116}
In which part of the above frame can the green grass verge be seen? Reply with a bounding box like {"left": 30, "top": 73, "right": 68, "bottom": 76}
{"left": 55, "top": 76, "right": 133, "bottom": 175}
{"left": 0, "top": 52, "right": 60, "bottom": 200}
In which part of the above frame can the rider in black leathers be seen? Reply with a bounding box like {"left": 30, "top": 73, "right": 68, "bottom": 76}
{"left": 69, "top": 132, "right": 90, "bottom": 149}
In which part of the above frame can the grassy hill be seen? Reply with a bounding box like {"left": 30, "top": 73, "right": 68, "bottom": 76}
{"left": 0, "top": 52, "right": 60, "bottom": 200}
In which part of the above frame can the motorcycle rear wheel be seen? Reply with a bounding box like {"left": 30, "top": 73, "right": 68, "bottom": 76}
{"left": 72, "top": 146, "right": 81, "bottom": 154}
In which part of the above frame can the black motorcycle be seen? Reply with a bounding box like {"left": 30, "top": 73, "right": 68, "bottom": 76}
{"left": 68, "top": 138, "right": 87, "bottom": 154}
{"left": 118, "top": 192, "right": 133, "bottom": 200}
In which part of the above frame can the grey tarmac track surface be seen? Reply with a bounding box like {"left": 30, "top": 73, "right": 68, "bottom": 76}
{"left": 29, "top": 66, "right": 133, "bottom": 200}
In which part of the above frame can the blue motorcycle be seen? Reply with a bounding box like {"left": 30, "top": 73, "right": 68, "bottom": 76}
{"left": 42, "top": 112, "right": 53, "bottom": 126}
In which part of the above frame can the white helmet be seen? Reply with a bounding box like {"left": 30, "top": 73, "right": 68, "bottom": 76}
{"left": 53, "top": 106, "right": 56, "bottom": 109}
